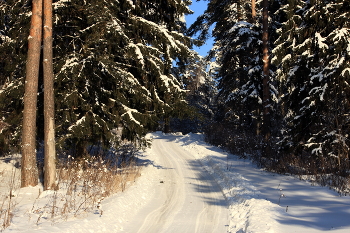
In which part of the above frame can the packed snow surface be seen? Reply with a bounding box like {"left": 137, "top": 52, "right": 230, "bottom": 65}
{"left": 1, "top": 132, "right": 350, "bottom": 232}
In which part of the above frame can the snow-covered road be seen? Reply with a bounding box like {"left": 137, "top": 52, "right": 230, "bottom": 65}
{"left": 3, "top": 132, "right": 350, "bottom": 233}
{"left": 123, "top": 134, "right": 229, "bottom": 233}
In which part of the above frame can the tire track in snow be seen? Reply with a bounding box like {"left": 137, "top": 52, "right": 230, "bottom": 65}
{"left": 136, "top": 138, "right": 186, "bottom": 232}
{"left": 125, "top": 134, "right": 229, "bottom": 233}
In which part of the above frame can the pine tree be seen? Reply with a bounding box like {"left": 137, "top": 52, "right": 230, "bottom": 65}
{"left": 43, "top": 0, "right": 56, "bottom": 190}
{"left": 22, "top": 0, "right": 42, "bottom": 187}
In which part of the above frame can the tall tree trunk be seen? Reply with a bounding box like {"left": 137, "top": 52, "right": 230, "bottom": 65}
{"left": 251, "top": 0, "right": 256, "bottom": 21}
{"left": 21, "top": 0, "right": 43, "bottom": 187}
{"left": 262, "top": 0, "right": 271, "bottom": 156}
{"left": 43, "top": 0, "right": 56, "bottom": 190}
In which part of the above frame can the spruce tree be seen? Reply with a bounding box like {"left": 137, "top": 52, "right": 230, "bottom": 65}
{"left": 171, "top": 53, "right": 216, "bottom": 133}
{"left": 189, "top": 1, "right": 261, "bottom": 132}
{"left": 53, "top": 0, "right": 194, "bottom": 153}
{"left": 0, "top": 0, "right": 31, "bottom": 154}
{"left": 274, "top": 0, "right": 350, "bottom": 173}
{"left": 1, "top": 0, "right": 30, "bottom": 86}
{"left": 1, "top": 0, "right": 195, "bottom": 156}
{"left": 189, "top": 0, "right": 278, "bottom": 155}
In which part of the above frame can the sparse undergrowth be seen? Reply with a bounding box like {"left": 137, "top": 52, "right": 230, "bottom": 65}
{"left": 0, "top": 167, "right": 18, "bottom": 231}
{"left": 204, "top": 123, "right": 350, "bottom": 195}
{"left": 0, "top": 145, "right": 141, "bottom": 231}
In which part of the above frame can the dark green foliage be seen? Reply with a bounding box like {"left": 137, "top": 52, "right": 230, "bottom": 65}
{"left": 0, "top": 0, "right": 30, "bottom": 86}
{"left": 193, "top": 0, "right": 350, "bottom": 190}
{"left": 0, "top": 0, "right": 195, "bottom": 156}
{"left": 171, "top": 53, "right": 217, "bottom": 133}
{"left": 189, "top": 0, "right": 279, "bottom": 155}
{"left": 0, "top": 0, "right": 31, "bottom": 153}
{"left": 274, "top": 0, "right": 350, "bottom": 177}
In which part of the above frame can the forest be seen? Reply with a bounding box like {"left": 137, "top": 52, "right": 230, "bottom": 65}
{"left": 1, "top": 0, "right": 350, "bottom": 193}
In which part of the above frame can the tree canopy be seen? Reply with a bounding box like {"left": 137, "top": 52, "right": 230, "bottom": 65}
{"left": 0, "top": 0, "right": 196, "bottom": 156}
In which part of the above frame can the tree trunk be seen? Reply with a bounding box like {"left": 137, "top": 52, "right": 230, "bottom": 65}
{"left": 262, "top": 0, "right": 271, "bottom": 156}
{"left": 251, "top": 0, "right": 256, "bottom": 21}
{"left": 163, "top": 117, "right": 170, "bottom": 133}
{"left": 237, "top": 0, "right": 242, "bottom": 21}
{"left": 43, "top": 0, "right": 56, "bottom": 190}
{"left": 21, "top": 0, "right": 43, "bottom": 187}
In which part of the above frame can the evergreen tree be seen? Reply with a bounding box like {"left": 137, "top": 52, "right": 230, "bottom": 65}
{"left": 43, "top": 0, "right": 56, "bottom": 190}
{"left": 1, "top": 0, "right": 30, "bottom": 86}
{"left": 274, "top": 0, "right": 350, "bottom": 173}
{"left": 0, "top": 0, "right": 31, "bottom": 153}
{"left": 189, "top": 1, "right": 261, "bottom": 132}
{"left": 22, "top": 0, "right": 42, "bottom": 187}
{"left": 0, "top": 0, "right": 195, "bottom": 156}
{"left": 53, "top": 0, "right": 194, "bottom": 154}
{"left": 171, "top": 53, "right": 217, "bottom": 133}
{"left": 189, "top": 0, "right": 278, "bottom": 155}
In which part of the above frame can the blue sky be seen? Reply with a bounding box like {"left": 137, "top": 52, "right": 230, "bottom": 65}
{"left": 185, "top": 0, "right": 214, "bottom": 57}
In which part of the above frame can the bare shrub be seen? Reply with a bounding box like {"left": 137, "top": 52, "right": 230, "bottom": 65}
{"left": 31, "top": 145, "right": 141, "bottom": 225}
{"left": 0, "top": 168, "right": 18, "bottom": 232}
{"left": 204, "top": 121, "right": 350, "bottom": 194}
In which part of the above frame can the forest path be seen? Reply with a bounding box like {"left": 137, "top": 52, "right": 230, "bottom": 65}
{"left": 123, "top": 134, "right": 229, "bottom": 233}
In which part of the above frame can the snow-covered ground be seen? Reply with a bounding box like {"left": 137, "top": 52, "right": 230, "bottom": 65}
{"left": 173, "top": 132, "right": 350, "bottom": 233}
{"left": 1, "top": 132, "right": 350, "bottom": 232}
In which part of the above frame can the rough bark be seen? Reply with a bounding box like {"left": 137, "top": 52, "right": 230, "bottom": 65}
{"left": 21, "top": 0, "right": 42, "bottom": 187}
{"left": 43, "top": 0, "right": 56, "bottom": 190}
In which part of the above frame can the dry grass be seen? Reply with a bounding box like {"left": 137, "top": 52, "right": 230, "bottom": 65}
{"left": 0, "top": 147, "right": 141, "bottom": 229}
{"left": 0, "top": 168, "right": 19, "bottom": 232}
{"left": 31, "top": 154, "right": 141, "bottom": 224}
